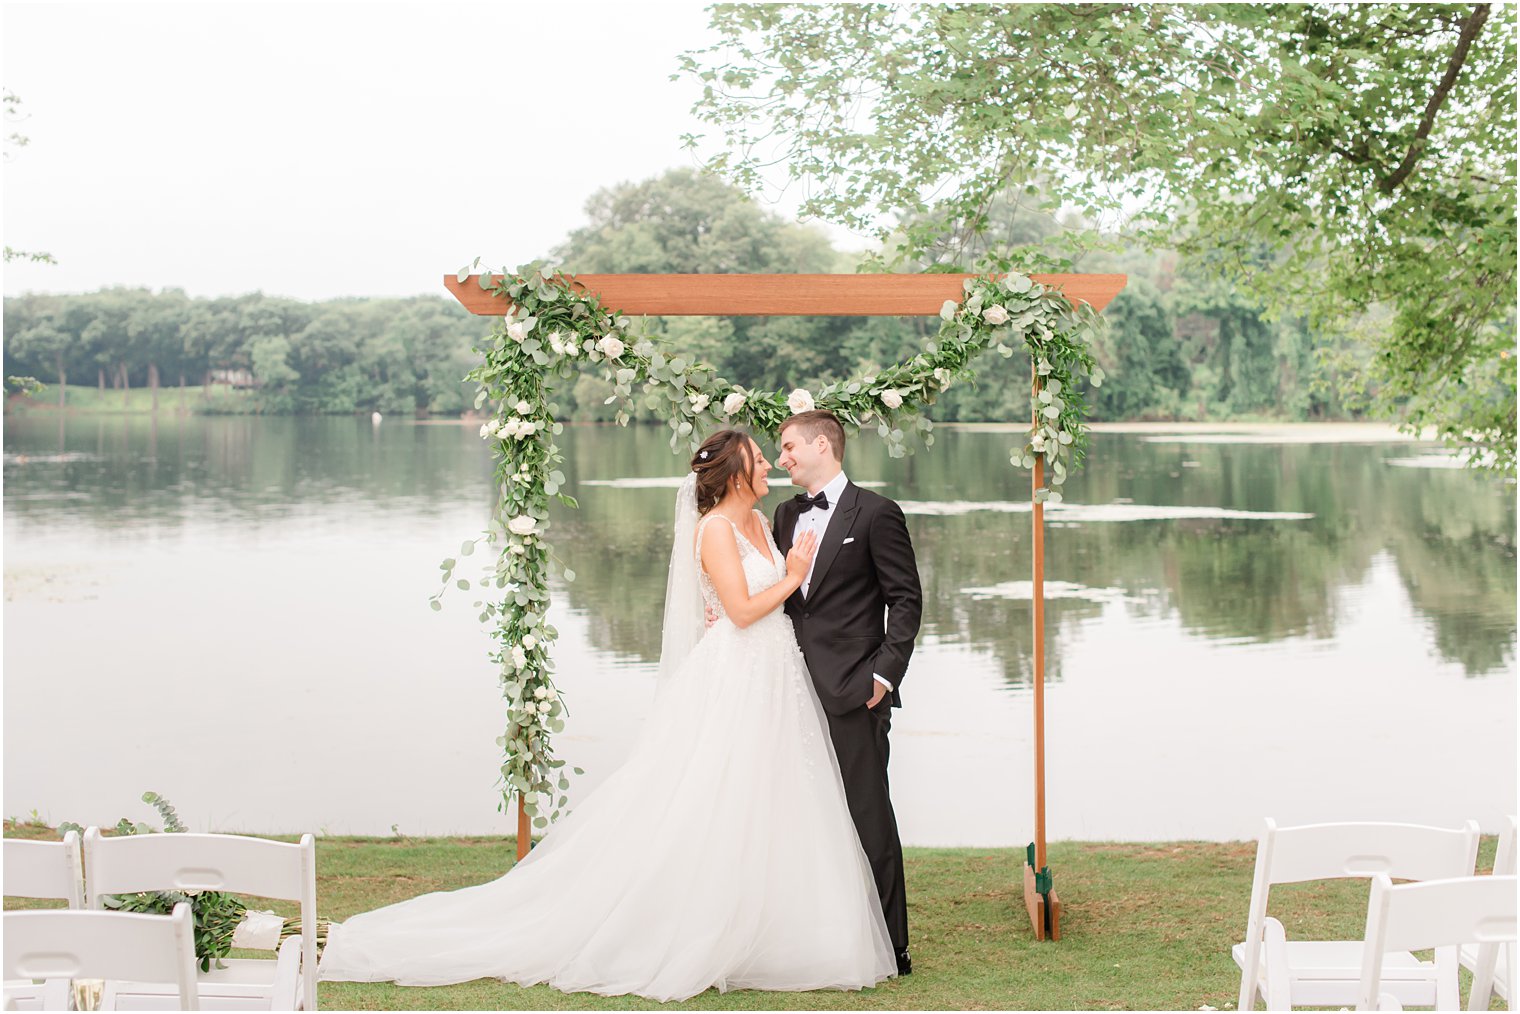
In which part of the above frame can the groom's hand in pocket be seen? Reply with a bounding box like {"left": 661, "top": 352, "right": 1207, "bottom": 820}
{"left": 866, "top": 680, "right": 889, "bottom": 711}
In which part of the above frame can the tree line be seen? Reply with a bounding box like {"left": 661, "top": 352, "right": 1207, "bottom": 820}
{"left": 5, "top": 169, "right": 1372, "bottom": 424}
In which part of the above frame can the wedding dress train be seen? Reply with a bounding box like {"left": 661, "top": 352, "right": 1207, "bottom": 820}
{"left": 318, "top": 507, "right": 896, "bottom": 1000}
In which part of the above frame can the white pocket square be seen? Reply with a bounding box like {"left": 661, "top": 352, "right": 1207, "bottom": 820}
{"left": 842, "top": 537, "right": 855, "bottom": 544}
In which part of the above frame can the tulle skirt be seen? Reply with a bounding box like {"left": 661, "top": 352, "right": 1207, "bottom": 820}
{"left": 317, "top": 612, "right": 896, "bottom": 1001}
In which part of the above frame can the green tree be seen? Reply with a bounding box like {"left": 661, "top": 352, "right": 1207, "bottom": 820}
{"left": 685, "top": 3, "right": 1517, "bottom": 471}
{"left": 551, "top": 168, "right": 852, "bottom": 413}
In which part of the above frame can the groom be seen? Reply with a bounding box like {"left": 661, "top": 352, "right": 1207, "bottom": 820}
{"left": 773, "top": 409, "right": 922, "bottom": 976}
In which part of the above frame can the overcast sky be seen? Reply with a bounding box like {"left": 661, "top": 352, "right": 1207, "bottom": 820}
{"left": 4, "top": 1, "right": 849, "bottom": 301}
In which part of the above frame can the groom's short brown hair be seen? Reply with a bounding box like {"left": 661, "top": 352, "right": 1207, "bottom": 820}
{"left": 780, "top": 410, "right": 846, "bottom": 462}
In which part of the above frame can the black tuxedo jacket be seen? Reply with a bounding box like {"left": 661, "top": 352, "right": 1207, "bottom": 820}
{"left": 773, "top": 480, "right": 923, "bottom": 716}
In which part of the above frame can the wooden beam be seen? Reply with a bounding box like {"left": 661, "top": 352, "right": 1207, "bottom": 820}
{"left": 445, "top": 273, "right": 1127, "bottom": 317}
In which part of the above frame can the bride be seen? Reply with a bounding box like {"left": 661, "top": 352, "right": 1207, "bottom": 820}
{"left": 318, "top": 428, "right": 897, "bottom": 1001}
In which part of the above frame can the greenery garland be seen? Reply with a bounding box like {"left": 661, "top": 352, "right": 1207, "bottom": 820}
{"left": 436, "top": 263, "right": 1105, "bottom": 831}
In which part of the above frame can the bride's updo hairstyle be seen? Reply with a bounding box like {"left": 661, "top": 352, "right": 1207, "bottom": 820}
{"left": 691, "top": 429, "right": 756, "bottom": 516}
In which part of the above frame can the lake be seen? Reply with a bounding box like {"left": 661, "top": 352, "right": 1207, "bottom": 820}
{"left": 3, "top": 413, "right": 1514, "bottom": 843}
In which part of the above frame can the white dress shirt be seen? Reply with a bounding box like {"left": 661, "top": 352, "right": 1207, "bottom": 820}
{"left": 789, "top": 470, "right": 894, "bottom": 695}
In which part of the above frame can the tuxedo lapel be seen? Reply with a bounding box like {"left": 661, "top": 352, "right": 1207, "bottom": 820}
{"left": 806, "top": 481, "right": 860, "bottom": 599}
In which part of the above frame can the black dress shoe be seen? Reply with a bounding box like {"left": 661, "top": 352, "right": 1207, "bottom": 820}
{"left": 895, "top": 949, "right": 911, "bottom": 976}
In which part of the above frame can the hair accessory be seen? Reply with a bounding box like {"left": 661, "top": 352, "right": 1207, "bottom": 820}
{"left": 698, "top": 450, "right": 709, "bottom": 459}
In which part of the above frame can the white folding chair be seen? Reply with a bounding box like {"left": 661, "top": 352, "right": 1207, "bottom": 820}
{"left": 3, "top": 903, "right": 199, "bottom": 1010}
{"left": 1357, "top": 874, "right": 1517, "bottom": 1011}
{"left": 1464, "top": 814, "right": 1516, "bottom": 1008}
{"left": 84, "top": 828, "right": 318, "bottom": 1011}
{"left": 1233, "top": 818, "right": 1481, "bottom": 1011}
{"left": 3, "top": 832, "right": 84, "bottom": 1011}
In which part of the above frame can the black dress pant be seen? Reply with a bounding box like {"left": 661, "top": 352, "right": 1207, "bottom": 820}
{"left": 825, "top": 701, "right": 908, "bottom": 952}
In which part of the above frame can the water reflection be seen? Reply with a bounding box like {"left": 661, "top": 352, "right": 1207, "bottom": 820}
{"left": 5, "top": 414, "right": 1514, "bottom": 682}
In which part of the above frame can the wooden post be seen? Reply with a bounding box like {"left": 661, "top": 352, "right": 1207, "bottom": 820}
{"left": 1024, "top": 365, "right": 1062, "bottom": 941}
{"left": 1032, "top": 367, "right": 1047, "bottom": 875}
{"left": 516, "top": 795, "right": 530, "bottom": 861}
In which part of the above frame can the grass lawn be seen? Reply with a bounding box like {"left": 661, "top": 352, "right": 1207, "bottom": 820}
{"left": 3, "top": 824, "right": 1501, "bottom": 1011}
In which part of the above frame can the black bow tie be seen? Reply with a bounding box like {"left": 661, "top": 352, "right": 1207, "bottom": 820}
{"left": 794, "top": 491, "right": 830, "bottom": 514}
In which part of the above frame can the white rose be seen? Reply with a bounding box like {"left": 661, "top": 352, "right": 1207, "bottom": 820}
{"left": 880, "top": 388, "right": 904, "bottom": 410}
{"left": 506, "top": 322, "right": 527, "bottom": 343}
{"left": 479, "top": 422, "right": 493, "bottom": 438}
{"left": 565, "top": 338, "right": 581, "bottom": 357}
{"left": 533, "top": 686, "right": 547, "bottom": 700}
{"left": 1031, "top": 434, "right": 1048, "bottom": 454}
{"left": 689, "top": 393, "right": 710, "bottom": 413}
{"left": 507, "top": 516, "right": 537, "bottom": 537}
{"left": 517, "top": 421, "right": 537, "bottom": 438}
{"left": 598, "top": 335, "right": 625, "bottom": 359}
{"left": 723, "top": 392, "right": 746, "bottom": 415}
{"left": 522, "top": 634, "right": 537, "bottom": 649}
{"left": 499, "top": 418, "right": 521, "bottom": 438}
{"left": 787, "top": 388, "right": 815, "bottom": 414}
{"left": 545, "top": 688, "right": 558, "bottom": 702}
{"left": 511, "top": 646, "right": 527, "bottom": 669}
{"left": 982, "top": 304, "right": 1011, "bottom": 326}
{"left": 934, "top": 368, "right": 953, "bottom": 389}
{"left": 509, "top": 544, "right": 526, "bottom": 555}
{"left": 515, "top": 400, "right": 531, "bottom": 415}
{"left": 537, "top": 700, "right": 553, "bottom": 714}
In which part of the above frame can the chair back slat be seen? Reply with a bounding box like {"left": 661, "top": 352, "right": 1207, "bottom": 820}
{"left": 2, "top": 832, "right": 83, "bottom": 907}
{"left": 1373, "top": 875, "right": 1518, "bottom": 954}
{"left": 84, "top": 830, "right": 305, "bottom": 903}
{"left": 1265, "top": 821, "right": 1480, "bottom": 884}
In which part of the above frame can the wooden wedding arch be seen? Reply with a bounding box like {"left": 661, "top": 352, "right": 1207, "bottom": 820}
{"left": 447, "top": 271, "right": 1127, "bottom": 941}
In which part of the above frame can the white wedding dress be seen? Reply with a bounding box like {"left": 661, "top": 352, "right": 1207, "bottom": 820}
{"left": 318, "top": 490, "right": 896, "bottom": 1001}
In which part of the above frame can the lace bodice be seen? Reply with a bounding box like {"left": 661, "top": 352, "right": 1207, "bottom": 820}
{"left": 695, "top": 511, "right": 785, "bottom": 623}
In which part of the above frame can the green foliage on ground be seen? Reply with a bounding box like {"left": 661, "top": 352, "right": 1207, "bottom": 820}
{"left": 3, "top": 823, "right": 1502, "bottom": 1010}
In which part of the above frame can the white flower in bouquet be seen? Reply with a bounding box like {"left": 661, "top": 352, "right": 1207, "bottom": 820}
{"left": 522, "top": 634, "right": 538, "bottom": 649}
{"left": 533, "top": 686, "right": 548, "bottom": 700}
{"left": 515, "top": 400, "right": 532, "bottom": 415}
{"left": 506, "top": 321, "right": 527, "bottom": 343}
{"left": 507, "top": 515, "right": 537, "bottom": 537}
{"left": 479, "top": 421, "right": 496, "bottom": 439}
{"left": 880, "top": 388, "right": 904, "bottom": 410}
{"left": 787, "top": 388, "right": 815, "bottom": 414}
{"left": 509, "top": 544, "right": 526, "bottom": 556}
{"left": 547, "top": 332, "right": 565, "bottom": 355}
{"left": 982, "top": 304, "right": 1011, "bottom": 325}
{"left": 598, "top": 335, "right": 625, "bottom": 359}
{"left": 1031, "top": 434, "right": 1048, "bottom": 454}
{"left": 516, "top": 420, "right": 537, "bottom": 438}
{"left": 511, "top": 645, "right": 528, "bottom": 669}
{"left": 537, "top": 700, "right": 553, "bottom": 714}
{"left": 565, "top": 337, "right": 581, "bottom": 358}
{"left": 723, "top": 392, "right": 747, "bottom": 415}
{"left": 689, "top": 393, "right": 710, "bottom": 413}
